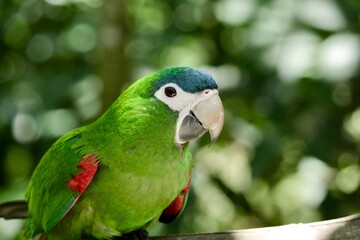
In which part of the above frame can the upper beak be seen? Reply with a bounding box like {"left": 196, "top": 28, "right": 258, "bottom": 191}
{"left": 177, "top": 89, "right": 224, "bottom": 144}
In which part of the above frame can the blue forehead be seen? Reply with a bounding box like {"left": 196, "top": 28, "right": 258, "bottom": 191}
{"left": 152, "top": 67, "right": 218, "bottom": 93}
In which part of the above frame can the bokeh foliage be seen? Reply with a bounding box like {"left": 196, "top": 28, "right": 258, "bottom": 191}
{"left": 1, "top": 0, "right": 360, "bottom": 239}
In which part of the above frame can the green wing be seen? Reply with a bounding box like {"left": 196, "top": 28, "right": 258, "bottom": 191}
{"left": 25, "top": 127, "right": 98, "bottom": 236}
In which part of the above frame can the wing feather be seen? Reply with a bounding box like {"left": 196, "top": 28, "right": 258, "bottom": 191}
{"left": 159, "top": 176, "right": 191, "bottom": 223}
{"left": 25, "top": 128, "right": 99, "bottom": 235}
{"left": 45, "top": 154, "right": 98, "bottom": 231}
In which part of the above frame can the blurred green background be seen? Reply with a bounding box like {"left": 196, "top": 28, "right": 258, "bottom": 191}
{"left": 1, "top": 0, "right": 360, "bottom": 239}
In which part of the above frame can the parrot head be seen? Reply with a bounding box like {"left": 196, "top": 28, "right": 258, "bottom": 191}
{"left": 148, "top": 67, "right": 224, "bottom": 145}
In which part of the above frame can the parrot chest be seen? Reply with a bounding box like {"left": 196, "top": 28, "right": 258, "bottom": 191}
{"left": 67, "top": 147, "right": 193, "bottom": 236}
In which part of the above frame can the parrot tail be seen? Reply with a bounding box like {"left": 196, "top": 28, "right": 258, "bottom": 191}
{"left": 0, "top": 200, "right": 28, "bottom": 219}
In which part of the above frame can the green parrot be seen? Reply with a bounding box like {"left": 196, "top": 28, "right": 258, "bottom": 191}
{"left": 0, "top": 67, "right": 224, "bottom": 240}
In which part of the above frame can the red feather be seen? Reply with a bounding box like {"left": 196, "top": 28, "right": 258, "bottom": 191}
{"left": 45, "top": 154, "right": 99, "bottom": 231}
{"left": 159, "top": 176, "right": 191, "bottom": 223}
{"left": 67, "top": 154, "right": 98, "bottom": 193}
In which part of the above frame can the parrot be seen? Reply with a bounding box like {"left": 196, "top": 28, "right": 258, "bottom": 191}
{"left": 0, "top": 67, "right": 224, "bottom": 240}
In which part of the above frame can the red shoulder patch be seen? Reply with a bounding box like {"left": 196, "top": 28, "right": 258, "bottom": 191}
{"left": 45, "top": 154, "right": 99, "bottom": 231}
{"left": 67, "top": 154, "right": 99, "bottom": 193}
{"left": 159, "top": 176, "right": 192, "bottom": 223}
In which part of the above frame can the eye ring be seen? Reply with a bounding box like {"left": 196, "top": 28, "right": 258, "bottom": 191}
{"left": 164, "top": 86, "right": 177, "bottom": 98}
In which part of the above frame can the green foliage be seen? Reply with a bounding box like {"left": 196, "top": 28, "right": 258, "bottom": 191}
{"left": 1, "top": 0, "right": 360, "bottom": 239}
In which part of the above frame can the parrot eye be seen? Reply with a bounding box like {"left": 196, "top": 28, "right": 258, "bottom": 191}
{"left": 154, "top": 83, "right": 187, "bottom": 111}
{"left": 165, "top": 87, "right": 177, "bottom": 98}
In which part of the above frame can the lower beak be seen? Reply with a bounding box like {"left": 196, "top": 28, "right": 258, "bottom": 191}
{"left": 178, "top": 90, "right": 224, "bottom": 144}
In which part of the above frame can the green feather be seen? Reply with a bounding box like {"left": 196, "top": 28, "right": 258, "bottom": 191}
{"left": 24, "top": 68, "right": 198, "bottom": 239}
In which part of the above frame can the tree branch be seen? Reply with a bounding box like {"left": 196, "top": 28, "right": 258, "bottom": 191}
{"left": 151, "top": 214, "right": 360, "bottom": 240}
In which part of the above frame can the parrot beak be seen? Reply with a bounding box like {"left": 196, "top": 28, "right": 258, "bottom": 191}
{"left": 177, "top": 89, "right": 224, "bottom": 145}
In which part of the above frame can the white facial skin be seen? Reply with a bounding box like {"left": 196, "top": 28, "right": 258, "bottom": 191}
{"left": 154, "top": 83, "right": 224, "bottom": 145}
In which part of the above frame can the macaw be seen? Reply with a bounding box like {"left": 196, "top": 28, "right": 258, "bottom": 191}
{"left": 0, "top": 67, "right": 224, "bottom": 240}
